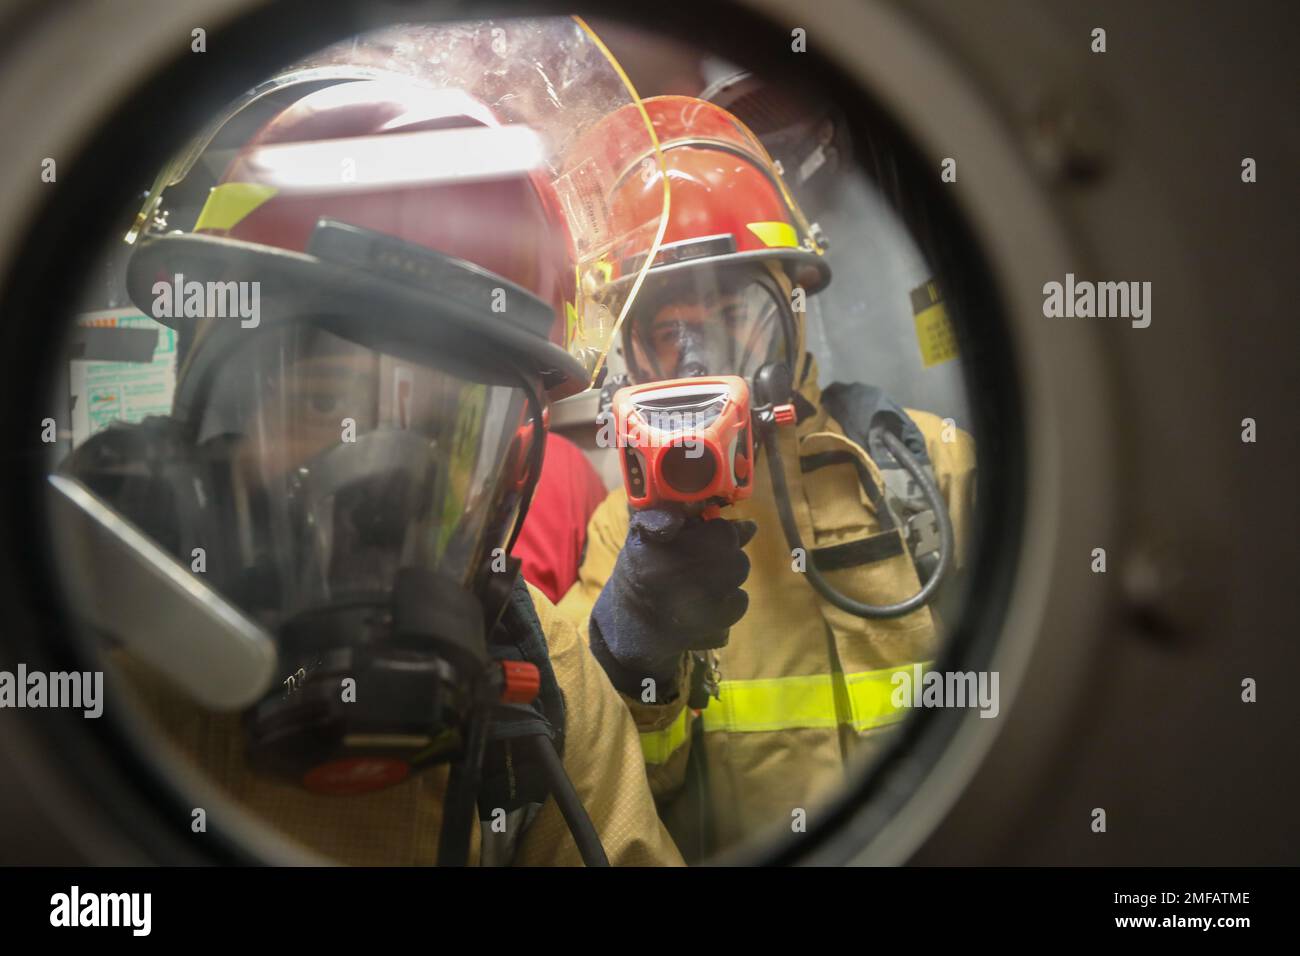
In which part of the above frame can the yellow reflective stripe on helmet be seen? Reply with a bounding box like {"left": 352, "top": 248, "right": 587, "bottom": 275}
{"left": 640, "top": 707, "right": 690, "bottom": 765}
{"left": 746, "top": 220, "right": 799, "bottom": 249}
{"left": 638, "top": 663, "right": 931, "bottom": 764}
{"left": 565, "top": 300, "right": 580, "bottom": 349}
{"left": 193, "top": 182, "right": 279, "bottom": 232}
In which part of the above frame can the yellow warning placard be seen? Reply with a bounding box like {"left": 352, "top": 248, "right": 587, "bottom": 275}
{"left": 910, "top": 280, "right": 959, "bottom": 367}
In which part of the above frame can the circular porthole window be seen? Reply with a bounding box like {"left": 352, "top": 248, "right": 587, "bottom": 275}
{"left": 2, "top": 1, "right": 1098, "bottom": 870}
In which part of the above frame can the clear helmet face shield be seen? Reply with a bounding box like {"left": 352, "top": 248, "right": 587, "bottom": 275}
{"left": 189, "top": 320, "right": 537, "bottom": 626}
{"left": 623, "top": 262, "right": 797, "bottom": 383}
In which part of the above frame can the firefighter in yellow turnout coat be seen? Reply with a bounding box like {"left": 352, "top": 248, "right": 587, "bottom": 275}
{"left": 558, "top": 96, "right": 977, "bottom": 859}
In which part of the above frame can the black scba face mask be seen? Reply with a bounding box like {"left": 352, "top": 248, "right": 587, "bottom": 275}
{"left": 624, "top": 264, "right": 796, "bottom": 385}
{"left": 66, "top": 318, "right": 548, "bottom": 798}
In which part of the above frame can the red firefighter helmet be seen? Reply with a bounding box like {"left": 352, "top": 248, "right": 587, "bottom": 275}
{"left": 128, "top": 77, "right": 586, "bottom": 400}
{"left": 568, "top": 95, "right": 831, "bottom": 384}
{"left": 600, "top": 95, "right": 830, "bottom": 294}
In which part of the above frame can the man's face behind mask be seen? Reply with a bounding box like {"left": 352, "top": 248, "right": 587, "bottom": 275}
{"left": 194, "top": 323, "right": 536, "bottom": 625}
{"left": 625, "top": 264, "right": 795, "bottom": 383}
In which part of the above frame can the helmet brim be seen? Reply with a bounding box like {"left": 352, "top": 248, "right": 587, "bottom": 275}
{"left": 127, "top": 231, "right": 588, "bottom": 399}
{"left": 608, "top": 246, "right": 831, "bottom": 297}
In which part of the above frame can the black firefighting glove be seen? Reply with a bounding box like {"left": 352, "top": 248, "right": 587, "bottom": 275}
{"left": 589, "top": 504, "right": 757, "bottom": 700}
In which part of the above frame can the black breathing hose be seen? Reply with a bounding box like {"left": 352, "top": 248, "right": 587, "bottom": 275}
{"left": 436, "top": 702, "right": 490, "bottom": 866}
{"left": 762, "top": 422, "right": 954, "bottom": 618}
{"left": 524, "top": 732, "right": 610, "bottom": 867}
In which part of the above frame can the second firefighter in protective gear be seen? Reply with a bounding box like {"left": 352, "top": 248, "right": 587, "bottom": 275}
{"left": 559, "top": 95, "right": 978, "bottom": 860}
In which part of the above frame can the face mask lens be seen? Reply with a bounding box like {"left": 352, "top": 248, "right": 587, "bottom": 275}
{"left": 628, "top": 268, "right": 792, "bottom": 381}
{"left": 164, "top": 322, "right": 533, "bottom": 626}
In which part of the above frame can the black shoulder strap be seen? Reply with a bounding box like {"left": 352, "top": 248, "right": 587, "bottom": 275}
{"left": 819, "top": 382, "right": 932, "bottom": 469}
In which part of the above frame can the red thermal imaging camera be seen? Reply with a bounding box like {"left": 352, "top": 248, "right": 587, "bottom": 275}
{"left": 611, "top": 376, "right": 755, "bottom": 518}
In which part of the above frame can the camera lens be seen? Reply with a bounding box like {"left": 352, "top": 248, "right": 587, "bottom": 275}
{"left": 660, "top": 444, "right": 718, "bottom": 495}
